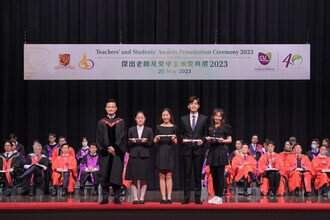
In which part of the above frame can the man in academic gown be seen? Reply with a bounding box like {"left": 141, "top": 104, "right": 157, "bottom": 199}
{"left": 19, "top": 142, "right": 48, "bottom": 196}
{"left": 258, "top": 141, "right": 286, "bottom": 196}
{"left": 232, "top": 144, "right": 257, "bottom": 196}
{"left": 96, "top": 99, "right": 127, "bottom": 204}
{"left": 311, "top": 145, "right": 330, "bottom": 197}
{"left": 52, "top": 143, "right": 77, "bottom": 196}
{"left": 285, "top": 144, "right": 312, "bottom": 197}
{"left": 9, "top": 133, "right": 25, "bottom": 156}
{"left": 0, "top": 141, "right": 25, "bottom": 196}
{"left": 248, "top": 135, "right": 263, "bottom": 159}
{"left": 78, "top": 144, "right": 100, "bottom": 196}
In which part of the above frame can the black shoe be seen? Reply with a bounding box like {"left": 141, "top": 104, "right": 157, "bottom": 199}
{"left": 181, "top": 199, "right": 190, "bottom": 204}
{"left": 80, "top": 190, "right": 85, "bottom": 196}
{"left": 51, "top": 188, "right": 57, "bottom": 196}
{"left": 114, "top": 198, "right": 121, "bottom": 204}
{"left": 166, "top": 199, "right": 172, "bottom": 204}
{"left": 295, "top": 189, "right": 302, "bottom": 197}
{"left": 160, "top": 199, "right": 166, "bottom": 204}
{"left": 269, "top": 191, "right": 274, "bottom": 196}
{"left": 195, "top": 200, "right": 203, "bottom": 204}
{"left": 90, "top": 188, "right": 98, "bottom": 196}
{"left": 18, "top": 189, "right": 28, "bottom": 196}
{"left": 323, "top": 192, "right": 328, "bottom": 197}
{"left": 99, "top": 198, "right": 109, "bottom": 204}
{"left": 133, "top": 200, "right": 139, "bottom": 204}
{"left": 61, "top": 189, "right": 67, "bottom": 196}
{"left": 139, "top": 200, "right": 145, "bottom": 204}
{"left": 28, "top": 188, "right": 35, "bottom": 196}
{"left": 304, "top": 192, "right": 311, "bottom": 197}
{"left": 5, "top": 190, "right": 11, "bottom": 197}
{"left": 244, "top": 191, "right": 249, "bottom": 197}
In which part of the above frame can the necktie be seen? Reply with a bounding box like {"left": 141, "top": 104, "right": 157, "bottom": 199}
{"left": 297, "top": 155, "right": 302, "bottom": 168}
{"left": 244, "top": 155, "right": 247, "bottom": 161}
{"left": 191, "top": 115, "right": 196, "bottom": 131}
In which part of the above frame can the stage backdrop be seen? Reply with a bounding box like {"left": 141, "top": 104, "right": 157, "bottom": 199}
{"left": 24, "top": 44, "right": 310, "bottom": 80}
{"left": 1, "top": 0, "right": 330, "bottom": 190}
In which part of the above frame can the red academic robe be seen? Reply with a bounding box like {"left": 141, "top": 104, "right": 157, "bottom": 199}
{"left": 279, "top": 152, "right": 294, "bottom": 165}
{"left": 52, "top": 154, "right": 77, "bottom": 192}
{"left": 258, "top": 152, "right": 286, "bottom": 196}
{"left": 311, "top": 155, "right": 330, "bottom": 190}
{"left": 285, "top": 153, "right": 312, "bottom": 192}
{"left": 52, "top": 147, "right": 75, "bottom": 162}
{"left": 232, "top": 154, "right": 257, "bottom": 182}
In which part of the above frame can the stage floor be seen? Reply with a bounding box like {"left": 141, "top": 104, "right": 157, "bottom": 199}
{"left": 1, "top": 191, "right": 330, "bottom": 220}
{"left": 1, "top": 190, "right": 330, "bottom": 204}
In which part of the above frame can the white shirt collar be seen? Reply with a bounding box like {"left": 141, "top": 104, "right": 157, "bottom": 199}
{"left": 5, "top": 151, "right": 13, "bottom": 157}
{"left": 190, "top": 112, "right": 199, "bottom": 118}
{"left": 107, "top": 114, "right": 116, "bottom": 119}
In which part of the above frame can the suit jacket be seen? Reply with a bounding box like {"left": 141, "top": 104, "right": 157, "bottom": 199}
{"left": 127, "top": 126, "right": 153, "bottom": 158}
{"left": 180, "top": 114, "right": 208, "bottom": 156}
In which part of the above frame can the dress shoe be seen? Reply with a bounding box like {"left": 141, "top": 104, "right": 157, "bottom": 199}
{"left": 80, "top": 188, "right": 85, "bottom": 196}
{"left": 304, "top": 192, "right": 311, "bottom": 197}
{"left": 195, "top": 200, "right": 203, "bottom": 204}
{"left": 90, "top": 188, "right": 98, "bottom": 196}
{"left": 181, "top": 199, "right": 190, "bottom": 204}
{"left": 99, "top": 198, "right": 109, "bottom": 204}
{"left": 114, "top": 198, "right": 121, "bottom": 204}
{"left": 61, "top": 188, "right": 67, "bottom": 196}
{"left": 133, "top": 200, "right": 139, "bottom": 204}
{"left": 51, "top": 188, "right": 57, "bottom": 196}
{"left": 5, "top": 189, "right": 11, "bottom": 197}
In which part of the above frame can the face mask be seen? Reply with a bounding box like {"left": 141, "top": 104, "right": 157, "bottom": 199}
{"left": 311, "top": 144, "right": 317, "bottom": 150}
{"left": 82, "top": 142, "right": 88, "bottom": 147}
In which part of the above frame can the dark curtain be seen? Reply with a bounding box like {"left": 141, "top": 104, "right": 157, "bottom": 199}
{"left": 1, "top": 0, "right": 330, "bottom": 190}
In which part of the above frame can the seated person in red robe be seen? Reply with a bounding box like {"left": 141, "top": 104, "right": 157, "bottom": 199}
{"left": 279, "top": 141, "right": 293, "bottom": 162}
{"left": 52, "top": 143, "right": 77, "bottom": 196}
{"left": 311, "top": 145, "right": 330, "bottom": 197}
{"left": 258, "top": 140, "right": 286, "bottom": 196}
{"left": 52, "top": 136, "right": 75, "bottom": 162}
{"left": 285, "top": 144, "right": 312, "bottom": 197}
{"left": 232, "top": 143, "right": 257, "bottom": 196}
{"left": 0, "top": 140, "right": 25, "bottom": 196}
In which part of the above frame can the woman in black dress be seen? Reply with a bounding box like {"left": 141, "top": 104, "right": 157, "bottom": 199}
{"left": 126, "top": 111, "right": 153, "bottom": 204}
{"left": 154, "top": 108, "right": 178, "bottom": 204}
{"left": 206, "top": 108, "right": 232, "bottom": 205}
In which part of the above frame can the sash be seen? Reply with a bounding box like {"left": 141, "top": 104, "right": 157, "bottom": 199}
{"left": 101, "top": 118, "right": 123, "bottom": 127}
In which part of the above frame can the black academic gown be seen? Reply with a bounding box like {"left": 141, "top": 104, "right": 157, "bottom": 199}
{"left": 96, "top": 116, "right": 127, "bottom": 187}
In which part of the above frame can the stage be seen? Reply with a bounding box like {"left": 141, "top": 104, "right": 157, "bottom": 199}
{"left": 1, "top": 191, "right": 330, "bottom": 220}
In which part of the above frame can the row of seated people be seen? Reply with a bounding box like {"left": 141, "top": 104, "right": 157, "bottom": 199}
{"left": 0, "top": 139, "right": 99, "bottom": 197}
{"left": 204, "top": 139, "right": 330, "bottom": 199}
{"left": 1, "top": 135, "right": 330, "bottom": 199}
